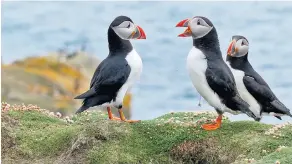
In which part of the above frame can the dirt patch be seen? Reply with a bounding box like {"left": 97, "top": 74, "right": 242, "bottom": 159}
{"left": 55, "top": 120, "right": 126, "bottom": 164}
{"left": 170, "top": 138, "right": 240, "bottom": 164}
{"left": 55, "top": 134, "right": 98, "bottom": 164}
{"left": 1, "top": 112, "right": 19, "bottom": 156}
{"left": 56, "top": 130, "right": 106, "bottom": 164}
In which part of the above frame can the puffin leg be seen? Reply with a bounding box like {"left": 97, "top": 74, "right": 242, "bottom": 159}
{"left": 201, "top": 114, "right": 222, "bottom": 131}
{"left": 107, "top": 107, "right": 120, "bottom": 120}
{"left": 118, "top": 108, "right": 140, "bottom": 123}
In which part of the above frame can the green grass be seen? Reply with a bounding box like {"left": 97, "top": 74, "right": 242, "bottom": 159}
{"left": 256, "top": 147, "right": 292, "bottom": 164}
{"left": 2, "top": 110, "right": 292, "bottom": 164}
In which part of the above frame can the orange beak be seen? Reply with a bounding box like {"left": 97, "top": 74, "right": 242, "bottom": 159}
{"left": 176, "top": 18, "right": 190, "bottom": 27}
{"left": 136, "top": 25, "right": 146, "bottom": 39}
{"left": 176, "top": 18, "right": 192, "bottom": 37}
{"left": 227, "top": 40, "right": 236, "bottom": 56}
{"left": 130, "top": 25, "right": 146, "bottom": 39}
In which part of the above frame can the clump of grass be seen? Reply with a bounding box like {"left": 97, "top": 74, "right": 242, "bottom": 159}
{"left": 170, "top": 138, "right": 223, "bottom": 164}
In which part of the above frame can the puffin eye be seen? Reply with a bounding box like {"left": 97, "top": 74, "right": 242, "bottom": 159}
{"left": 197, "top": 20, "right": 201, "bottom": 25}
{"left": 127, "top": 23, "right": 131, "bottom": 28}
{"left": 241, "top": 41, "right": 245, "bottom": 46}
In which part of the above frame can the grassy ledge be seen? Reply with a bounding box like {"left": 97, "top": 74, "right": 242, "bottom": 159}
{"left": 1, "top": 105, "right": 292, "bottom": 164}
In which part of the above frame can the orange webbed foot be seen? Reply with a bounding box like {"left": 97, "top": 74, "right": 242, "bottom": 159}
{"left": 110, "top": 117, "right": 121, "bottom": 121}
{"left": 201, "top": 123, "right": 221, "bottom": 131}
{"left": 201, "top": 114, "right": 222, "bottom": 131}
{"left": 118, "top": 108, "right": 140, "bottom": 123}
{"left": 107, "top": 107, "right": 121, "bottom": 121}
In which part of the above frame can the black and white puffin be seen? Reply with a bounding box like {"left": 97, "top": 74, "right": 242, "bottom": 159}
{"left": 75, "top": 16, "right": 146, "bottom": 123}
{"left": 175, "top": 16, "right": 258, "bottom": 130}
{"left": 226, "top": 35, "right": 292, "bottom": 120}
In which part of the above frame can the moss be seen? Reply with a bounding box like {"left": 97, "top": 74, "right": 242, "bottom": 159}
{"left": 2, "top": 110, "right": 292, "bottom": 164}
{"left": 4, "top": 111, "right": 77, "bottom": 158}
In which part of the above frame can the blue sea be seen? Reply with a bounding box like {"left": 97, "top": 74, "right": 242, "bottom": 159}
{"left": 2, "top": 1, "right": 292, "bottom": 124}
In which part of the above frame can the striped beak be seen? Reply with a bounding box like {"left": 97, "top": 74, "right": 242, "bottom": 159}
{"left": 176, "top": 18, "right": 192, "bottom": 37}
{"left": 227, "top": 40, "right": 237, "bottom": 56}
{"left": 129, "top": 25, "right": 146, "bottom": 39}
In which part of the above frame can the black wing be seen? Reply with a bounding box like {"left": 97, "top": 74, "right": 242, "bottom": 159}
{"left": 243, "top": 75, "right": 291, "bottom": 115}
{"left": 205, "top": 61, "right": 258, "bottom": 119}
{"left": 205, "top": 61, "right": 237, "bottom": 98}
{"left": 243, "top": 76, "right": 275, "bottom": 101}
{"left": 89, "top": 60, "right": 103, "bottom": 89}
{"left": 75, "top": 57, "right": 131, "bottom": 99}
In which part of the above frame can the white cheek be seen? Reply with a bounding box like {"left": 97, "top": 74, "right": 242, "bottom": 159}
{"left": 112, "top": 27, "right": 132, "bottom": 40}
{"left": 235, "top": 41, "right": 242, "bottom": 48}
{"left": 238, "top": 46, "right": 249, "bottom": 56}
{"left": 191, "top": 25, "right": 212, "bottom": 39}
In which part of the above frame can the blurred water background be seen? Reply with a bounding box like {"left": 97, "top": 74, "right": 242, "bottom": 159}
{"left": 2, "top": 1, "right": 292, "bottom": 124}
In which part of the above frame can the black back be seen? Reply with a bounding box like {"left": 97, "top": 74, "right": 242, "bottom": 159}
{"left": 226, "top": 54, "right": 269, "bottom": 86}
{"left": 227, "top": 55, "right": 291, "bottom": 115}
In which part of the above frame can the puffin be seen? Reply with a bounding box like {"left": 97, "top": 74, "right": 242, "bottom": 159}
{"left": 74, "top": 16, "right": 146, "bottom": 123}
{"left": 226, "top": 35, "right": 292, "bottom": 120}
{"left": 175, "top": 16, "right": 259, "bottom": 130}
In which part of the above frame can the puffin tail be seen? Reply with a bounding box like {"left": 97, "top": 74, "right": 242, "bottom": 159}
{"left": 74, "top": 88, "right": 96, "bottom": 99}
{"left": 232, "top": 95, "right": 258, "bottom": 120}
{"left": 75, "top": 104, "right": 89, "bottom": 114}
{"left": 271, "top": 100, "right": 292, "bottom": 118}
{"left": 287, "top": 112, "right": 292, "bottom": 118}
{"left": 274, "top": 116, "right": 282, "bottom": 120}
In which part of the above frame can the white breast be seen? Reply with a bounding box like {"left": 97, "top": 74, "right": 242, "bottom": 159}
{"left": 113, "top": 49, "right": 143, "bottom": 107}
{"left": 186, "top": 47, "right": 226, "bottom": 112}
{"left": 125, "top": 49, "right": 143, "bottom": 85}
{"left": 226, "top": 62, "right": 261, "bottom": 117}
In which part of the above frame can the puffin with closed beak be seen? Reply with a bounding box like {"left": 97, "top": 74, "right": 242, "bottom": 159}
{"left": 176, "top": 16, "right": 258, "bottom": 130}
{"left": 75, "top": 16, "right": 146, "bottom": 123}
{"left": 226, "top": 35, "right": 292, "bottom": 120}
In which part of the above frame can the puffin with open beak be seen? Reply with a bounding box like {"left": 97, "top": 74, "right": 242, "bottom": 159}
{"left": 226, "top": 35, "right": 292, "bottom": 120}
{"left": 176, "top": 16, "right": 259, "bottom": 130}
{"left": 75, "top": 16, "right": 146, "bottom": 123}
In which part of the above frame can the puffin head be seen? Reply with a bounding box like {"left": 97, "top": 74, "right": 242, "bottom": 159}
{"left": 110, "top": 16, "right": 146, "bottom": 40}
{"left": 175, "top": 16, "right": 214, "bottom": 39}
{"left": 227, "top": 35, "right": 249, "bottom": 57}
